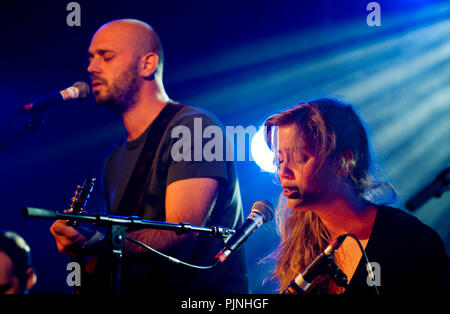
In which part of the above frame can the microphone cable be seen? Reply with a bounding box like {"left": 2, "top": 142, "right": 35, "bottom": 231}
{"left": 125, "top": 236, "right": 220, "bottom": 270}
{"left": 341, "top": 233, "right": 380, "bottom": 295}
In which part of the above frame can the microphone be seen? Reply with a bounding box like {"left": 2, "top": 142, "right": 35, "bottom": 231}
{"left": 406, "top": 167, "right": 450, "bottom": 211}
{"left": 283, "top": 234, "right": 347, "bottom": 294}
{"left": 22, "top": 81, "right": 90, "bottom": 113}
{"left": 215, "top": 200, "right": 274, "bottom": 263}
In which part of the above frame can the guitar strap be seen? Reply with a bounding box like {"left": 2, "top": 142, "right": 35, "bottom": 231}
{"left": 115, "top": 101, "right": 184, "bottom": 217}
{"left": 83, "top": 102, "right": 183, "bottom": 291}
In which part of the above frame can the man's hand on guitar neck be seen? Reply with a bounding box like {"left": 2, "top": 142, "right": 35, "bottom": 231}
{"left": 50, "top": 220, "right": 88, "bottom": 256}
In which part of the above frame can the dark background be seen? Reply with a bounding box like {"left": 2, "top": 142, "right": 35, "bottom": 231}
{"left": 0, "top": 0, "right": 449, "bottom": 294}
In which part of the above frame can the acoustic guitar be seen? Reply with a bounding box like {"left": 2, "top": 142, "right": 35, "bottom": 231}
{"left": 65, "top": 177, "right": 96, "bottom": 294}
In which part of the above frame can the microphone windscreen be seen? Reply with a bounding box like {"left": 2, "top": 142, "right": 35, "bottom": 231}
{"left": 73, "top": 81, "right": 90, "bottom": 99}
{"left": 251, "top": 200, "right": 274, "bottom": 223}
{"left": 22, "top": 207, "right": 57, "bottom": 219}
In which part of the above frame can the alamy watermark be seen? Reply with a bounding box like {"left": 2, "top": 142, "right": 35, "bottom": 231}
{"left": 366, "top": 262, "right": 381, "bottom": 287}
{"left": 66, "top": 261, "right": 81, "bottom": 287}
{"left": 66, "top": 2, "right": 81, "bottom": 27}
{"left": 65, "top": 2, "right": 381, "bottom": 28}
{"left": 366, "top": 2, "right": 381, "bottom": 27}
{"left": 65, "top": 259, "right": 381, "bottom": 290}
{"left": 170, "top": 118, "right": 262, "bottom": 162}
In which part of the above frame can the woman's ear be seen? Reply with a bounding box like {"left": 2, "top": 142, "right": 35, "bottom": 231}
{"left": 337, "top": 150, "right": 355, "bottom": 176}
{"left": 139, "top": 52, "right": 159, "bottom": 79}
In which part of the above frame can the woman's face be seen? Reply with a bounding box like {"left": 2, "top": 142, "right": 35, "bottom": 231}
{"left": 276, "top": 124, "right": 338, "bottom": 210}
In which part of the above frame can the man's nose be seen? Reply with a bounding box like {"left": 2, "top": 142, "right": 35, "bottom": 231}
{"left": 87, "top": 57, "right": 101, "bottom": 74}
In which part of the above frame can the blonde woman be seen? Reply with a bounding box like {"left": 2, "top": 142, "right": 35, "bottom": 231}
{"left": 264, "top": 98, "right": 449, "bottom": 295}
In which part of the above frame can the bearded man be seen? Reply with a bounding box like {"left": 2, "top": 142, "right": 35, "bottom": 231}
{"left": 50, "top": 19, "right": 248, "bottom": 294}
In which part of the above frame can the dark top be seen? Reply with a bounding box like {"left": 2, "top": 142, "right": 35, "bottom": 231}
{"left": 88, "top": 104, "right": 248, "bottom": 294}
{"left": 344, "top": 205, "right": 450, "bottom": 295}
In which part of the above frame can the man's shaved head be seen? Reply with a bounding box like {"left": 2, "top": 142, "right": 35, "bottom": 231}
{"left": 95, "top": 19, "right": 164, "bottom": 70}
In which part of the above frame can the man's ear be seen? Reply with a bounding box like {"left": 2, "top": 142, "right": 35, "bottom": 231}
{"left": 140, "top": 52, "right": 159, "bottom": 79}
{"left": 337, "top": 150, "right": 355, "bottom": 176}
{"left": 25, "top": 267, "right": 37, "bottom": 292}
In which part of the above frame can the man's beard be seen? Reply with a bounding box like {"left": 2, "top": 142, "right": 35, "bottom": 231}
{"left": 93, "top": 61, "right": 141, "bottom": 113}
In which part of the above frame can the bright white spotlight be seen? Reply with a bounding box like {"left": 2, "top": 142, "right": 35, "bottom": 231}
{"left": 251, "top": 127, "right": 276, "bottom": 173}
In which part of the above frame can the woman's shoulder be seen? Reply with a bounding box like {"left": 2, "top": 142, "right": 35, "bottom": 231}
{"left": 377, "top": 205, "right": 433, "bottom": 233}
{"left": 376, "top": 205, "right": 446, "bottom": 253}
{"left": 372, "top": 206, "right": 449, "bottom": 293}
{"left": 378, "top": 205, "right": 433, "bottom": 231}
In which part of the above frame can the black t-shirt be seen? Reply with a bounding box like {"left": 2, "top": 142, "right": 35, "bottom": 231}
{"left": 90, "top": 104, "right": 248, "bottom": 294}
{"left": 344, "top": 205, "right": 450, "bottom": 295}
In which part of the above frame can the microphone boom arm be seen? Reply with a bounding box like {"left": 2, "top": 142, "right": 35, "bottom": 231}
{"left": 22, "top": 207, "right": 235, "bottom": 238}
{"left": 22, "top": 206, "right": 235, "bottom": 294}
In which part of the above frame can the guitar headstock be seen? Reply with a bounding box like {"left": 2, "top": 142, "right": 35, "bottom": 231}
{"left": 66, "top": 177, "right": 96, "bottom": 219}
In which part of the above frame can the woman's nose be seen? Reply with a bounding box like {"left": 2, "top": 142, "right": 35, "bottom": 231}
{"left": 279, "top": 162, "right": 295, "bottom": 180}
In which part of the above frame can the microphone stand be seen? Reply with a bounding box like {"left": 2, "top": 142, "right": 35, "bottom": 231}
{"left": 284, "top": 253, "right": 348, "bottom": 294}
{"left": 327, "top": 258, "right": 348, "bottom": 288}
{"left": 406, "top": 167, "right": 450, "bottom": 211}
{"left": 0, "top": 111, "right": 44, "bottom": 152}
{"left": 22, "top": 207, "right": 235, "bottom": 294}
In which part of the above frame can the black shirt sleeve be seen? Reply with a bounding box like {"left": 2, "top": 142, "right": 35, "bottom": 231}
{"left": 163, "top": 108, "right": 229, "bottom": 186}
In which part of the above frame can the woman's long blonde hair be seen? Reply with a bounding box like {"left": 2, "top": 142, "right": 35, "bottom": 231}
{"left": 263, "top": 99, "right": 395, "bottom": 293}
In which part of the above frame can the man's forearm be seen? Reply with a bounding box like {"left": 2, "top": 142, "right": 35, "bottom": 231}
{"left": 124, "top": 228, "right": 196, "bottom": 255}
